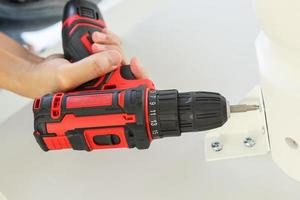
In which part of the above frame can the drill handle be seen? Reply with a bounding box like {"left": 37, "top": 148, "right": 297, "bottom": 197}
{"left": 62, "top": 0, "right": 105, "bottom": 62}
{"left": 63, "top": 0, "right": 138, "bottom": 91}
{"left": 61, "top": 0, "right": 155, "bottom": 91}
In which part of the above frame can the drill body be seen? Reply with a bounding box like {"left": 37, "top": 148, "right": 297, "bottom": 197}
{"left": 33, "top": 0, "right": 228, "bottom": 151}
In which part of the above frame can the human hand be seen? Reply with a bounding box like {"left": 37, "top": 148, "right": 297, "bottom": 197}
{"left": 91, "top": 29, "right": 148, "bottom": 79}
{"left": 0, "top": 30, "right": 147, "bottom": 98}
{"left": 21, "top": 50, "right": 122, "bottom": 98}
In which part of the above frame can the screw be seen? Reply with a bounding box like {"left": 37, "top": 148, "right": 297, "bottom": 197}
{"left": 211, "top": 141, "right": 223, "bottom": 152}
{"left": 244, "top": 137, "right": 255, "bottom": 148}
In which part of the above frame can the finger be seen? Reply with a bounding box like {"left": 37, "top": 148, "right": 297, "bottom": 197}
{"left": 92, "top": 43, "right": 127, "bottom": 64}
{"left": 129, "top": 57, "right": 148, "bottom": 79}
{"left": 102, "top": 29, "right": 122, "bottom": 45}
{"left": 57, "top": 50, "right": 122, "bottom": 90}
{"left": 46, "top": 53, "right": 64, "bottom": 60}
{"left": 92, "top": 43, "right": 122, "bottom": 54}
{"left": 92, "top": 31, "right": 121, "bottom": 46}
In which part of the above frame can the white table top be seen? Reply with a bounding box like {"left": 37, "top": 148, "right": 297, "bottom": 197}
{"left": 1, "top": 0, "right": 300, "bottom": 199}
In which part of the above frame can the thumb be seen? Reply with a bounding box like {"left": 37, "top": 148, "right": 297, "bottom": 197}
{"left": 58, "top": 50, "right": 122, "bottom": 90}
{"left": 130, "top": 57, "right": 148, "bottom": 79}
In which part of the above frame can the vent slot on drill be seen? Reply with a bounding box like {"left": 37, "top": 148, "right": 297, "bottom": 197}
{"left": 79, "top": 7, "right": 95, "bottom": 19}
{"left": 51, "top": 93, "right": 64, "bottom": 119}
{"left": 33, "top": 98, "right": 41, "bottom": 110}
{"left": 103, "top": 84, "right": 117, "bottom": 90}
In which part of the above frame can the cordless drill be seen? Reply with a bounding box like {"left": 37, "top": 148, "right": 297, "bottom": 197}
{"left": 32, "top": 0, "right": 230, "bottom": 151}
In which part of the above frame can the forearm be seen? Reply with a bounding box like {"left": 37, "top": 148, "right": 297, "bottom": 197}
{"left": 0, "top": 30, "right": 124, "bottom": 98}
{"left": 0, "top": 32, "right": 43, "bottom": 63}
{"left": 0, "top": 48, "right": 36, "bottom": 95}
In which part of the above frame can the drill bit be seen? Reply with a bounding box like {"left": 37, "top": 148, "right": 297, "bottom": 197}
{"left": 230, "top": 104, "right": 260, "bottom": 113}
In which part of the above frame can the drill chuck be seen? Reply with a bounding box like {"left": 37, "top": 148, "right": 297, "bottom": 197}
{"left": 148, "top": 90, "right": 228, "bottom": 139}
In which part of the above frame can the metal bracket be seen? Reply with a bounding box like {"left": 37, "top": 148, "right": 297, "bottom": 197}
{"left": 205, "top": 86, "right": 270, "bottom": 161}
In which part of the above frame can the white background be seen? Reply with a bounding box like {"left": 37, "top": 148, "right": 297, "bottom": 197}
{"left": 1, "top": 0, "right": 300, "bottom": 199}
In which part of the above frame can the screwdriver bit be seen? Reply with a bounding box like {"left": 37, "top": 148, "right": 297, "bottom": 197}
{"left": 230, "top": 104, "right": 260, "bottom": 113}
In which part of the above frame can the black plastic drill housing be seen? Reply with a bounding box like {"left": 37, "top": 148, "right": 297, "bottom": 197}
{"left": 148, "top": 90, "right": 228, "bottom": 139}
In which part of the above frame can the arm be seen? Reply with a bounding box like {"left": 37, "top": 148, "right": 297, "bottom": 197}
{"left": 0, "top": 31, "right": 143, "bottom": 98}
{"left": 0, "top": 47, "right": 36, "bottom": 95}
{"left": 0, "top": 32, "right": 42, "bottom": 63}
{"left": 0, "top": 47, "right": 121, "bottom": 98}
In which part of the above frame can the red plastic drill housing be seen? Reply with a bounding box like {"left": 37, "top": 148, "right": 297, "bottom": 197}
{"left": 33, "top": 0, "right": 156, "bottom": 151}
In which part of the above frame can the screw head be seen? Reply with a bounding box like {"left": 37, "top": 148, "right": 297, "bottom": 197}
{"left": 211, "top": 141, "right": 223, "bottom": 152}
{"left": 244, "top": 137, "right": 255, "bottom": 148}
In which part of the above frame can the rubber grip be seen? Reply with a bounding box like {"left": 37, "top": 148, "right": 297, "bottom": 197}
{"left": 120, "top": 65, "right": 136, "bottom": 80}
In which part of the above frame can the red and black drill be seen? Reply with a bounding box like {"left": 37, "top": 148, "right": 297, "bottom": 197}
{"left": 32, "top": 0, "right": 230, "bottom": 151}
